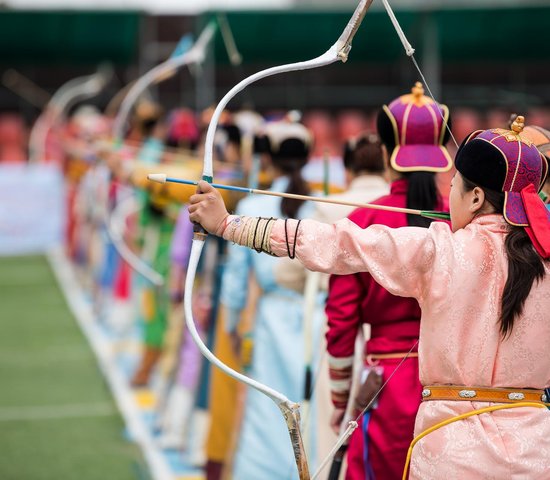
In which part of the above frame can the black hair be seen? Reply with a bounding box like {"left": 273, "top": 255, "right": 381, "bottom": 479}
{"left": 403, "top": 172, "right": 439, "bottom": 228}
{"left": 266, "top": 136, "right": 310, "bottom": 218}
{"left": 461, "top": 176, "right": 546, "bottom": 338}
{"left": 141, "top": 117, "right": 160, "bottom": 138}
{"left": 377, "top": 108, "right": 451, "bottom": 228}
{"left": 343, "top": 134, "right": 384, "bottom": 174}
{"left": 221, "top": 124, "right": 242, "bottom": 147}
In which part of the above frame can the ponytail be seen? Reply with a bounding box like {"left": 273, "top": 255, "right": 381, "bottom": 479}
{"left": 404, "top": 171, "right": 439, "bottom": 228}
{"left": 501, "top": 227, "right": 546, "bottom": 337}
{"left": 281, "top": 165, "right": 310, "bottom": 218}
{"left": 462, "top": 176, "right": 546, "bottom": 338}
{"left": 267, "top": 132, "right": 310, "bottom": 218}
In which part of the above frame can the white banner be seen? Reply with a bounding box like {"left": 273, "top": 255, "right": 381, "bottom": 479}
{"left": 0, "top": 164, "right": 65, "bottom": 255}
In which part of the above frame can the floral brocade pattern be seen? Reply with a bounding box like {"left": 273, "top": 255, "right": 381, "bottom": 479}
{"left": 411, "top": 401, "right": 550, "bottom": 479}
{"left": 504, "top": 191, "right": 529, "bottom": 226}
{"left": 268, "top": 214, "right": 550, "bottom": 479}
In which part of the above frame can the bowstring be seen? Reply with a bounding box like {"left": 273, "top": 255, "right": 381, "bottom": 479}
{"left": 303, "top": 3, "right": 453, "bottom": 476}
{"left": 354, "top": 340, "right": 419, "bottom": 423}
{"left": 382, "top": 0, "right": 459, "bottom": 150}
{"left": 312, "top": 341, "right": 419, "bottom": 479}
{"left": 410, "top": 56, "right": 459, "bottom": 149}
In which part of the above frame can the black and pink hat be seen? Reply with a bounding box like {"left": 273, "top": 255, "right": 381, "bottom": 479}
{"left": 455, "top": 116, "right": 550, "bottom": 258}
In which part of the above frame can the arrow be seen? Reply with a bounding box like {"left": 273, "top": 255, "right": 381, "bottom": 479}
{"left": 147, "top": 174, "right": 451, "bottom": 221}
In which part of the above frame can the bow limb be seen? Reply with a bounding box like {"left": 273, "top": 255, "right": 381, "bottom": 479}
{"left": 106, "top": 22, "right": 216, "bottom": 286}
{"left": 99, "top": 163, "right": 166, "bottom": 286}
{"left": 184, "top": 240, "right": 310, "bottom": 478}
{"left": 52, "top": 65, "right": 112, "bottom": 115}
{"left": 112, "top": 21, "right": 217, "bottom": 142}
{"left": 107, "top": 192, "right": 164, "bottom": 287}
{"left": 189, "top": 33, "right": 339, "bottom": 480}
{"left": 202, "top": 0, "right": 375, "bottom": 179}
{"left": 29, "top": 65, "right": 112, "bottom": 163}
{"left": 202, "top": 51, "right": 337, "bottom": 179}
{"left": 186, "top": 3, "right": 374, "bottom": 479}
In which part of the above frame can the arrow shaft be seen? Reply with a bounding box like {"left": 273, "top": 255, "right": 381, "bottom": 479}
{"left": 162, "top": 176, "right": 449, "bottom": 219}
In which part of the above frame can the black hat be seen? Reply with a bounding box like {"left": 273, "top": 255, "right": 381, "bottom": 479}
{"left": 455, "top": 115, "right": 550, "bottom": 258}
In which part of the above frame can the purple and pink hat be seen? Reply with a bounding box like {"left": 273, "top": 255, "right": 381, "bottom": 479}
{"left": 455, "top": 116, "right": 550, "bottom": 258}
{"left": 378, "top": 82, "right": 453, "bottom": 173}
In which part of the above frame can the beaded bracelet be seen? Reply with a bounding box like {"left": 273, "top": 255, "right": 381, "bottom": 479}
{"left": 260, "top": 217, "right": 275, "bottom": 253}
{"left": 284, "top": 219, "right": 302, "bottom": 259}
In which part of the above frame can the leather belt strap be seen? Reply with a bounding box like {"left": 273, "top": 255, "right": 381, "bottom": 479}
{"left": 422, "top": 385, "right": 550, "bottom": 405}
{"left": 365, "top": 352, "right": 418, "bottom": 366}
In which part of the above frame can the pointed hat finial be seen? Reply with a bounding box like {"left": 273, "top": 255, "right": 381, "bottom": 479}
{"left": 511, "top": 115, "right": 525, "bottom": 134}
{"left": 412, "top": 82, "right": 424, "bottom": 100}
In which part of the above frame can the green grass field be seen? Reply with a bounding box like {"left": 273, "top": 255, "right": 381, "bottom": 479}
{"left": 0, "top": 255, "right": 147, "bottom": 480}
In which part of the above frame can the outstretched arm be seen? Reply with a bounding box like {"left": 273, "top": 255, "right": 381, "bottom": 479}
{"left": 189, "top": 181, "right": 437, "bottom": 300}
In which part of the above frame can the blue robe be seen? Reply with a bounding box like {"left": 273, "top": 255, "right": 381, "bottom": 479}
{"left": 220, "top": 176, "right": 323, "bottom": 479}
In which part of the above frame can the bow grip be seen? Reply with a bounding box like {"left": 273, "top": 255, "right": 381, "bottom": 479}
{"left": 193, "top": 174, "right": 213, "bottom": 240}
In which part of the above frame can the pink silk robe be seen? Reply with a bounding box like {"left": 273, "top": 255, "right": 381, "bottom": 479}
{"left": 267, "top": 214, "right": 550, "bottom": 479}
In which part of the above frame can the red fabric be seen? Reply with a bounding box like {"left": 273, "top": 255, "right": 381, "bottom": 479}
{"left": 345, "top": 424, "right": 364, "bottom": 479}
{"left": 113, "top": 260, "right": 131, "bottom": 300}
{"left": 326, "top": 178, "right": 436, "bottom": 480}
{"left": 345, "top": 357, "right": 420, "bottom": 480}
{"left": 521, "top": 184, "right": 550, "bottom": 259}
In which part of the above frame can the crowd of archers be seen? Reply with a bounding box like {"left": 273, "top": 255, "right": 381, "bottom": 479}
{"left": 27, "top": 78, "right": 550, "bottom": 479}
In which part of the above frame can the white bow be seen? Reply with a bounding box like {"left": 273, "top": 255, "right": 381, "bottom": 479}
{"left": 184, "top": 2, "right": 374, "bottom": 478}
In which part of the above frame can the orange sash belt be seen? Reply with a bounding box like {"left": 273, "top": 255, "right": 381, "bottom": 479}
{"left": 422, "top": 385, "right": 550, "bottom": 405}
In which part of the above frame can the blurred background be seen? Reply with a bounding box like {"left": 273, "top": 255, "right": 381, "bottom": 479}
{"left": 1, "top": 1, "right": 549, "bottom": 480}
{"left": 3, "top": 0, "right": 550, "bottom": 125}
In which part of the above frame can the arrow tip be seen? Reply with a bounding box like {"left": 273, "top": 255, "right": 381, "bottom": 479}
{"left": 147, "top": 173, "right": 167, "bottom": 184}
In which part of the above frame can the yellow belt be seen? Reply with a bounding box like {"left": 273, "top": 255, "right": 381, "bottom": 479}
{"left": 403, "top": 385, "right": 550, "bottom": 479}
{"left": 402, "top": 401, "right": 549, "bottom": 480}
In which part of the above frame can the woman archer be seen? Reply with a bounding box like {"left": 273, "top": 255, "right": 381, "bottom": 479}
{"left": 326, "top": 83, "right": 453, "bottom": 480}
{"left": 188, "top": 115, "right": 550, "bottom": 479}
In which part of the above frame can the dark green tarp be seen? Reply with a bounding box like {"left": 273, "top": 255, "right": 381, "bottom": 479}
{"left": 0, "top": 11, "right": 141, "bottom": 65}
{"left": 200, "top": 8, "right": 550, "bottom": 65}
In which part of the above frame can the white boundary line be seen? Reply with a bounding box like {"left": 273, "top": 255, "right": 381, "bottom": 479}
{"left": 47, "top": 247, "right": 174, "bottom": 480}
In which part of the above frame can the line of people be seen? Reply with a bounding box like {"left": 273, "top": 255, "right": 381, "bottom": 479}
{"left": 39, "top": 80, "right": 550, "bottom": 480}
